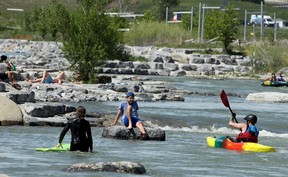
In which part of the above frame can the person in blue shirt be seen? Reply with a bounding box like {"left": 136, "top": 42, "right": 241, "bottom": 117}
{"left": 111, "top": 92, "right": 149, "bottom": 140}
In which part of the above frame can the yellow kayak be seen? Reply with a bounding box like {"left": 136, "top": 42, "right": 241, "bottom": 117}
{"left": 207, "top": 136, "right": 276, "bottom": 153}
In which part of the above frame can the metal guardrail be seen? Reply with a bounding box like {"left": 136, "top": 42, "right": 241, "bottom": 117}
{"left": 7, "top": 8, "right": 24, "bottom": 12}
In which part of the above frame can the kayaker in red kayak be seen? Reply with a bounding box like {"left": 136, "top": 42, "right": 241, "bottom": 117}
{"left": 229, "top": 114, "right": 259, "bottom": 143}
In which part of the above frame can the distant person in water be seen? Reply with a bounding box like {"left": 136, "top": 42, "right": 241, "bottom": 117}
{"left": 111, "top": 92, "right": 149, "bottom": 140}
{"left": 56, "top": 106, "right": 93, "bottom": 152}
{"left": 276, "top": 71, "right": 285, "bottom": 81}
{"left": 228, "top": 114, "right": 259, "bottom": 143}
{"left": 29, "top": 70, "right": 65, "bottom": 84}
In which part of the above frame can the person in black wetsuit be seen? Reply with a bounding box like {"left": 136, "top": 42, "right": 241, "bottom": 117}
{"left": 56, "top": 106, "right": 93, "bottom": 152}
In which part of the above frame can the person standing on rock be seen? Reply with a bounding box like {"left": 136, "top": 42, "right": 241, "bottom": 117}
{"left": 0, "top": 55, "right": 21, "bottom": 90}
{"left": 56, "top": 106, "right": 93, "bottom": 152}
{"left": 111, "top": 92, "right": 149, "bottom": 140}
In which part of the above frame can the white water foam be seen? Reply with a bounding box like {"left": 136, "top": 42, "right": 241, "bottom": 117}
{"left": 146, "top": 121, "right": 288, "bottom": 138}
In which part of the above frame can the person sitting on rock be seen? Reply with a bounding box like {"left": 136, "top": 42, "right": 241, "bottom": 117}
{"left": 111, "top": 92, "right": 149, "bottom": 140}
{"left": 0, "top": 55, "right": 21, "bottom": 90}
{"left": 29, "top": 70, "right": 65, "bottom": 84}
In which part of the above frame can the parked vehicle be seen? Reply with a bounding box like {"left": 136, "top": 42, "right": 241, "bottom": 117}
{"left": 248, "top": 15, "right": 274, "bottom": 27}
{"left": 276, "top": 20, "right": 288, "bottom": 29}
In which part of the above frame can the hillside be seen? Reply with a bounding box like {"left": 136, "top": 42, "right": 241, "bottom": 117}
{"left": 0, "top": 0, "right": 287, "bottom": 20}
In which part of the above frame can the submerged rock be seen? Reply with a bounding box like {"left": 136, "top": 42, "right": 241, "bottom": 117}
{"left": 65, "top": 161, "right": 146, "bottom": 174}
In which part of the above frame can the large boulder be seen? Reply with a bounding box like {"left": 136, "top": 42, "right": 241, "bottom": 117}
{"left": 64, "top": 161, "right": 146, "bottom": 174}
{"left": 102, "top": 126, "right": 166, "bottom": 141}
{"left": 19, "top": 102, "right": 77, "bottom": 126}
{"left": 0, "top": 95, "right": 23, "bottom": 125}
{"left": 246, "top": 92, "right": 288, "bottom": 102}
{"left": 6, "top": 91, "right": 35, "bottom": 104}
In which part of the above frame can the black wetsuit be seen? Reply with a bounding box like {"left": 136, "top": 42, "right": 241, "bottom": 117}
{"left": 59, "top": 118, "right": 93, "bottom": 152}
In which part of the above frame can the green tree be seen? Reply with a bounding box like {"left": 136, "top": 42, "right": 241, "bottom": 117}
{"left": 181, "top": 13, "right": 198, "bottom": 31}
{"left": 142, "top": 8, "right": 158, "bottom": 22}
{"left": 153, "top": 0, "right": 180, "bottom": 21}
{"left": 65, "top": 0, "right": 125, "bottom": 83}
{"left": 23, "top": 9, "right": 44, "bottom": 33}
{"left": 44, "top": 0, "right": 71, "bottom": 40}
{"left": 205, "top": 6, "right": 239, "bottom": 53}
{"left": 35, "top": 0, "right": 126, "bottom": 83}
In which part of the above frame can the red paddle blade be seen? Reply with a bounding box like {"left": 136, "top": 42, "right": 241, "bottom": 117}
{"left": 220, "top": 90, "right": 230, "bottom": 108}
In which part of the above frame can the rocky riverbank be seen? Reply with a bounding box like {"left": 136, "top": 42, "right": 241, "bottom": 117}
{"left": 0, "top": 39, "right": 268, "bottom": 128}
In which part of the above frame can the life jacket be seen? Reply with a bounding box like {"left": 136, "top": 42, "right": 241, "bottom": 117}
{"left": 236, "top": 125, "right": 259, "bottom": 143}
{"left": 7, "top": 62, "right": 16, "bottom": 71}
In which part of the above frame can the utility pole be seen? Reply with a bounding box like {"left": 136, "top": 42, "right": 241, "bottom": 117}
{"left": 198, "top": 3, "right": 201, "bottom": 43}
{"left": 166, "top": 7, "right": 169, "bottom": 24}
{"left": 190, "top": 6, "right": 194, "bottom": 35}
{"left": 260, "top": 1, "right": 263, "bottom": 40}
{"left": 274, "top": 12, "right": 277, "bottom": 45}
{"left": 201, "top": 4, "right": 205, "bottom": 43}
{"left": 244, "top": 10, "right": 247, "bottom": 42}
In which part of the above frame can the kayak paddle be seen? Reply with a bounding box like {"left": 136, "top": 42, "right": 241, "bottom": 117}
{"left": 220, "top": 90, "right": 239, "bottom": 123}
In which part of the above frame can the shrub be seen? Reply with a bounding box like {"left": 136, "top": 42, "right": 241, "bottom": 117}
{"left": 245, "top": 40, "right": 288, "bottom": 73}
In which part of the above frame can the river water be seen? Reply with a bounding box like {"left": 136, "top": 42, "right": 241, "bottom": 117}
{"left": 1, "top": 76, "right": 288, "bottom": 177}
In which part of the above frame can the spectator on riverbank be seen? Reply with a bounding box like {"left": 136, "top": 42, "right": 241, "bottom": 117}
{"left": 56, "top": 106, "right": 93, "bottom": 152}
{"left": 0, "top": 55, "right": 21, "bottom": 90}
{"left": 28, "top": 70, "right": 65, "bottom": 84}
{"left": 0, "top": 55, "right": 16, "bottom": 71}
{"left": 276, "top": 71, "right": 285, "bottom": 81}
{"left": 110, "top": 92, "right": 149, "bottom": 140}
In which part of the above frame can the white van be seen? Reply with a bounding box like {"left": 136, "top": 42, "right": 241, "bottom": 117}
{"left": 249, "top": 15, "right": 274, "bottom": 27}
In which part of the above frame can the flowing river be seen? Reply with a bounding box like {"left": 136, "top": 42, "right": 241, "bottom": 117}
{"left": 1, "top": 76, "right": 288, "bottom": 177}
